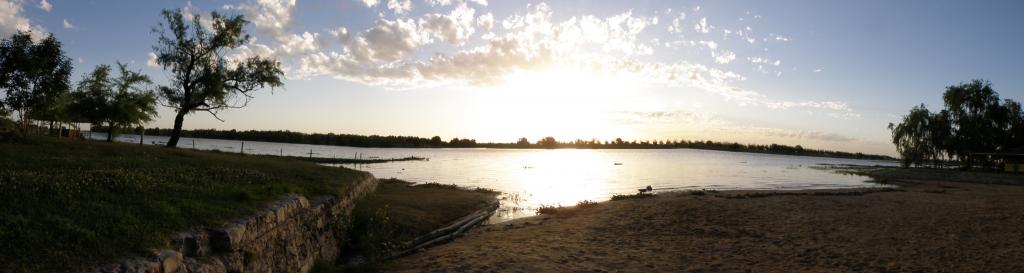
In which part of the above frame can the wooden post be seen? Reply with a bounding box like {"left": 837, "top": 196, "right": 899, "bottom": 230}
{"left": 139, "top": 128, "right": 145, "bottom": 145}
{"left": 309, "top": 149, "right": 314, "bottom": 158}
{"left": 240, "top": 141, "right": 245, "bottom": 154}
{"left": 192, "top": 139, "right": 196, "bottom": 149}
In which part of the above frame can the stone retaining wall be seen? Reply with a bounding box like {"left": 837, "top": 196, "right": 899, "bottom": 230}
{"left": 95, "top": 174, "right": 379, "bottom": 273}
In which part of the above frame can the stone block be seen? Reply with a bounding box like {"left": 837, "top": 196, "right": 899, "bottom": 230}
{"left": 210, "top": 225, "right": 246, "bottom": 251}
{"left": 157, "top": 250, "right": 183, "bottom": 273}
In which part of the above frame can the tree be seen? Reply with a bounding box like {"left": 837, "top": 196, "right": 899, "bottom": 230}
{"left": 888, "top": 105, "right": 938, "bottom": 168}
{"left": 0, "top": 31, "right": 73, "bottom": 131}
{"left": 1002, "top": 100, "right": 1024, "bottom": 150}
{"left": 107, "top": 62, "right": 158, "bottom": 141}
{"left": 516, "top": 137, "right": 530, "bottom": 146}
{"left": 152, "top": 9, "right": 283, "bottom": 147}
{"left": 941, "top": 80, "right": 1010, "bottom": 168}
{"left": 889, "top": 79, "right": 1024, "bottom": 169}
{"left": 70, "top": 65, "right": 113, "bottom": 136}
{"left": 538, "top": 136, "right": 557, "bottom": 148}
{"left": 71, "top": 63, "right": 157, "bottom": 142}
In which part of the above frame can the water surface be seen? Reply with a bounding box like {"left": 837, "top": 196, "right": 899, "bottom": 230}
{"left": 91, "top": 133, "right": 895, "bottom": 222}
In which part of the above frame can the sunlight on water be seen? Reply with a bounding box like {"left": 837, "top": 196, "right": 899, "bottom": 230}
{"left": 505, "top": 149, "right": 613, "bottom": 209}
{"left": 93, "top": 133, "right": 897, "bottom": 222}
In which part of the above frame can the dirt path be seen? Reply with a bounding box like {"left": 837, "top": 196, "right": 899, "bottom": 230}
{"left": 385, "top": 180, "right": 1024, "bottom": 272}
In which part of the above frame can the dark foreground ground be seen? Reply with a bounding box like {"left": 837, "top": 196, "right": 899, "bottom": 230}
{"left": 386, "top": 170, "right": 1024, "bottom": 272}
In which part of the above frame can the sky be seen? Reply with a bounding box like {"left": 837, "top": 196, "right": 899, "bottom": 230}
{"left": 2, "top": 0, "right": 1023, "bottom": 155}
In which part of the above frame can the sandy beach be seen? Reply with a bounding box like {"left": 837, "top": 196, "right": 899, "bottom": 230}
{"left": 385, "top": 177, "right": 1024, "bottom": 272}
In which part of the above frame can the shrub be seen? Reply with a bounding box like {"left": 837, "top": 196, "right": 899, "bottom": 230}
{"left": 535, "top": 205, "right": 562, "bottom": 215}
{"left": 610, "top": 192, "right": 654, "bottom": 201}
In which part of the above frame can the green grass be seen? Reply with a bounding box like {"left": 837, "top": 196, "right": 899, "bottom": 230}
{"left": 0, "top": 137, "right": 369, "bottom": 272}
{"left": 338, "top": 179, "right": 497, "bottom": 266}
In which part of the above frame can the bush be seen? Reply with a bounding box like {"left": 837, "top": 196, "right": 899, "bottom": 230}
{"left": 610, "top": 192, "right": 654, "bottom": 201}
{"left": 535, "top": 205, "right": 562, "bottom": 215}
{"left": 576, "top": 200, "right": 599, "bottom": 208}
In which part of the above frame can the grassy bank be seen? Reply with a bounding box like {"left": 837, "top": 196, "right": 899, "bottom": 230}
{"left": 317, "top": 179, "right": 497, "bottom": 272}
{"left": 813, "top": 164, "right": 1024, "bottom": 185}
{"left": 0, "top": 137, "right": 369, "bottom": 272}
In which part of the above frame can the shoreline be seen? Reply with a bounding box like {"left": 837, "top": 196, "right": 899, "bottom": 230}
{"left": 384, "top": 171, "right": 1024, "bottom": 272}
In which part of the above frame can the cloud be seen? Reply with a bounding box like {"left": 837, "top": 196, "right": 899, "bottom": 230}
{"left": 713, "top": 50, "right": 735, "bottom": 64}
{"left": 146, "top": 52, "right": 160, "bottom": 68}
{"left": 419, "top": 3, "right": 476, "bottom": 45}
{"left": 614, "top": 110, "right": 859, "bottom": 143}
{"left": 62, "top": 19, "right": 73, "bottom": 29}
{"left": 230, "top": 41, "right": 277, "bottom": 60}
{"left": 299, "top": 3, "right": 663, "bottom": 85}
{"left": 220, "top": 0, "right": 318, "bottom": 75}
{"left": 426, "top": 0, "right": 487, "bottom": 6}
{"left": 285, "top": 2, "right": 852, "bottom": 118}
{"left": 699, "top": 40, "right": 717, "bottom": 50}
{"left": 224, "top": 0, "right": 296, "bottom": 43}
{"left": 179, "top": 2, "right": 217, "bottom": 31}
{"left": 0, "top": 0, "right": 45, "bottom": 38}
{"left": 38, "top": 0, "right": 50, "bottom": 11}
{"left": 358, "top": 17, "right": 426, "bottom": 61}
{"left": 763, "top": 128, "right": 857, "bottom": 142}
{"left": 610, "top": 110, "right": 711, "bottom": 125}
{"left": 278, "top": 32, "right": 323, "bottom": 54}
{"left": 667, "top": 12, "right": 686, "bottom": 33}
{"left": 362, "top": 0, "right": 379, "bottom": 7}
{"left": 0, "top": 0, "right": 30, "bottom": 35}
{"left": 387, "top": 0, "right": 411, "bottom": 15}
{"left": 771, "top": 33, "right": 790, "bottom": 42}
{"left": 718, "top": 125, "right": 857, "bottom": 142}
{"left": 476, "top": 12, "right": 494, "bottom": 34}
{"left": 765, "top": 101, "right": 853, "bottom": 112}
{"left": 694, "top": 17, "right": 710, "bottom": 33}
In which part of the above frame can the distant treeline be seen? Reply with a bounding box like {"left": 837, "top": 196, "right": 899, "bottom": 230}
{"left": 90, "top": 126, "right": 893, "bottom": 160}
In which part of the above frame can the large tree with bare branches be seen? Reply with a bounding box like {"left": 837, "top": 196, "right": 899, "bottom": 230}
{"left": 151, "top": 9, "right": 283, "bottom": 147}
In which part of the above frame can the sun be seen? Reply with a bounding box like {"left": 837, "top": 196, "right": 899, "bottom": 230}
{"left": 468, "top": 64, "right": 645, "bottom": 142}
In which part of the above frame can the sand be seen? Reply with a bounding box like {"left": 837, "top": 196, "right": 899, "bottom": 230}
{"left": 384, "top": 179, "right": 1024, "bottom": 272}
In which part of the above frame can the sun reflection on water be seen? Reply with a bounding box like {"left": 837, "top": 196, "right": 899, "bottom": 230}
{"left": 491, "top": 149, "right": 617, "bottom": 220}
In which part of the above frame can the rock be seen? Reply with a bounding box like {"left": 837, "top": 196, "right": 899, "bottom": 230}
{"left": 211, "top": 225, "right": 246, "bottom": 251}
{"left": 171, "top": 231, "right": 211, "bottom": 257}
{"left": 183, "top": 257, "right": 226, "bottom": 273}
{"left": 96, "top": 263, "right": 123, "bottom": 273}
{"left": 157, "top": 250, "right": 183, "bottom": 273}
{"left": 121, "top": 258, "right": 160, "bottom": 273}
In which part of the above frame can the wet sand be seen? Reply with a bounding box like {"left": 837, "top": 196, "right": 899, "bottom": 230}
{"left": 385, "top": 178, "right": 1024, "bottom": 272}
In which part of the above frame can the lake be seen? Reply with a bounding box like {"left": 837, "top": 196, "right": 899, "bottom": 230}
{"left": 89, "top": 133, "right": 896, "bottom": 222}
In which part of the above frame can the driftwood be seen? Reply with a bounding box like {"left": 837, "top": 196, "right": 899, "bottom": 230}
{"left": 385, "top": 201, "right": 499, "bottom": 259}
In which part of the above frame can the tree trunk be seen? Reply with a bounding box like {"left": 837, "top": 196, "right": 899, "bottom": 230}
{"left": 18, "top": 110, "right": 29, "bottom": 133}
{"left": 106, "top": 121, "right": 115, "bottom": 142}
{"left": 166, "top": 110, "right": 187, "bottom": 147}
